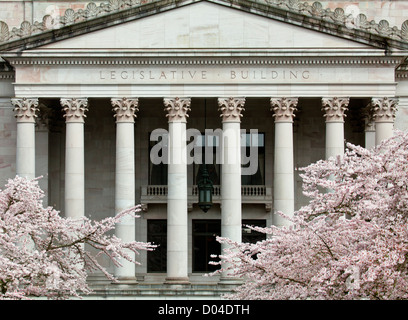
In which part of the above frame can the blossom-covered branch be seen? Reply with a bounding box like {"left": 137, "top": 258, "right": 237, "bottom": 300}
{"left": 0, "top": 176, "right": 155, "bottom": 299}
{"left": 213, "top": 130, "right": 408, "bottom": 300}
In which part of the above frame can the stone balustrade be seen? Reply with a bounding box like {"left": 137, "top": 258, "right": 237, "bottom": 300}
{"left": 141, "top": 184, "right": 273, "bottom": 211}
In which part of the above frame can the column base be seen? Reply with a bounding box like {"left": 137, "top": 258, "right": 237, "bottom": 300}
{"left": 164, "top": 277, "right": 191, "bottom": 285}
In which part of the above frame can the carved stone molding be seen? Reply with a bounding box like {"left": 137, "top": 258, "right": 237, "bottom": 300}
{"left": 322, "top": 97, "right": 350, "bottom": 122}
{"left": 1, "top": 0, "right": 407, "bottom": 47}
{"left": 111, "top": 98, "right": 139, "bottom": 123}
{"left": 0, "top": 55, "right": 14, "bottom": 82}
{"left": 371, "top": 97, "right": 398, "bottom": 123}
{"left": 218, "top": 97, "right": 245, "bottom": 123}
{"left": 11, "top": 97, "right": 39, "bottom": 123}
{"left": 7, "top": 56, "right": 403, "bottom": 67}
{"left": 163, "top": 97, "right": 191, "bottom": 123}
{"left": 60, "top": 98, "right": 89, "bottom": 123}
{"left": 270, "top": 97, "right": 298, "bottom": 123}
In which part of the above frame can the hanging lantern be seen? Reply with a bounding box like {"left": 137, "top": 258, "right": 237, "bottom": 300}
{"left": 197, "top": 164, "right": 213, "bottom": 213}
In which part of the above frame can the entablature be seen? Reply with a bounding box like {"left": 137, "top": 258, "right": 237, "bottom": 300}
{"left": 2, "top": 50, "right": 405, "bottom": 67}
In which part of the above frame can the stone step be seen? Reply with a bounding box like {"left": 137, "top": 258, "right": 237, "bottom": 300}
{"left": 85, "top": 277, "right": 237, "bottom": 299}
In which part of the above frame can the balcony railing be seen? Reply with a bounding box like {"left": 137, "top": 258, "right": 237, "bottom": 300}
{"left": 141, "top": 185, "right": 272, "bottom": 211}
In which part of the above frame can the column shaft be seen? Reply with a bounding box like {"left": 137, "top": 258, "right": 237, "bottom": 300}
{"left": 65, "top": 122, "right": 85, "bottom": 218}
{"left": 218, "top": 97, "right": 245, "bottom": 283}
{"left": 60, "top": 98, "right": 88, "bottom": 219}
{"left": 364, "top": 112, "right": 376, "bottom": 150}
{"left": 16, "top": 123, "right": 36, "bottom": 179}
{"left": 164, "top": 97, "right": 191, "bottom": 284}
{"left": 375, "top": 122, "right": 393, "bottom": 145}
{"left": 371, "top": 97, "right": 398, "bottom": 146}
{"left": 35, "top": 107, "right": 50, "bottom": 206}
{"left": 221, "top": 121, "right": 242, "bottom": 242}
{"left": 111, "top": 98, "right": 138, "bottom": 281}
{"left": 325, "top": 122, "right": 345, "bottom": 159}
{"left": 12, "top": 98, "right": 39, "bottom": 179}
{"left": 322, "top": 97, "right": 349, "bottom": 159}
{"left": 271, "top": 97, "right": 298, "bottom": 226}
{"left": 115, "top": 122, "right": 135, "bottom": 211}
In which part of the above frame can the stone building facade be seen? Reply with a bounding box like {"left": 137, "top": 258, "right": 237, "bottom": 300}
{"left": 0, "top": 0, "right": 408, "bottom": 298}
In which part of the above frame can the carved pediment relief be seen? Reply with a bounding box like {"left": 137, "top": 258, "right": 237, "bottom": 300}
{"left": 0, "top": 0, "right": 407, "bottom": 51}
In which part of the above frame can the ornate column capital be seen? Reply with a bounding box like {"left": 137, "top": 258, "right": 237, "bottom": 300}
{"left": 371, "top": 97, "right": 398, "bottom": 123}
{"left": 218, "top": 97, "right": 245, "bottom": 123}
{"left": 111, "top": 98, "right": 139, "bottom": 123}
{"left": 163, "top": 97, "right": 191, "bottom": 123}
{"left": 11, "top": 98, "right": 39, "bottom": 123}
{"left": 322, "top": 97, "right": 349, "bottom": 122}
{"left": 270, "top": 97, "right": 298, "bottom": 123}
{"left": 60, "top": 98, "right": 89, "bottom": 123}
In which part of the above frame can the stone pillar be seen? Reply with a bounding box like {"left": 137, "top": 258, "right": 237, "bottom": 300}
{"left": 11, "top": 98, "right": 38, "bottom": 179}
{"left": 371, "top": 97, "right": 398, "bottom": 145}
{"left": 111, "top": 98, "right": 139, "bottom": 282}
{"left": 394, "top": 96, "right": 408, "bottom": 131}
{"left": 60, "top": 98, "right": 88, "bottom": 219}
{"left": 364, "top": 114, "right": 376, "bottom": 150}
{"left": 163, "top": 97, "right": 191, "bottom": 284}
{"left": 35, "top": 104, "right": 52, "bottom": 206}
{"left": 270, "top": 97, "right": 298, "bottom": 226}
{"left": 218, "top": 97, "right": 245, "bottom": 283}
{"left": 11, "top": 98, "right": 39, "bottom": 179}
{"left": 322, "top": 97, "right": 349, "bottom": 159}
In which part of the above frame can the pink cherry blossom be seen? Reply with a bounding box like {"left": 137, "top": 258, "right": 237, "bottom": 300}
{"left": 0, "top": 176, "right": 155, "bottom": 299}
{"left": 213, "top": 130, "right": 408, "bottom": 300}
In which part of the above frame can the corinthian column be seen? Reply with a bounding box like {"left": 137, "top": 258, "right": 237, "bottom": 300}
{"left": 60, "top": 98, "right": 88, "bottom": 219}
{"left": 371, "top": 97, "right": 398, "bottom": 145}
{"left": 218, "top": 97, "right": 245, "bottom": 283}
{"left": 322, "top": 97, "right": 349, "bottom": 159}
{"left": 163, "top": 97, "right": 191, "bottom": 284}
{"left": 270, "top": 97, "right": 298, "bottom": 226}
{"left": 363, "top": 105, "right": 376, "bottom": 149}
{"left": 111, "top": 98, "right": 139, "bottom": 282}
{"left": 12, "top": 98, "right": 39, "bottom": 179}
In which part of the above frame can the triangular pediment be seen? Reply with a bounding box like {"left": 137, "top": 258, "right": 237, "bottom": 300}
{"left": 35, "top": 2, "right": 371, "bottom": 50}
{"left": 0, "top": 0, "right": 408, "bottom": 52}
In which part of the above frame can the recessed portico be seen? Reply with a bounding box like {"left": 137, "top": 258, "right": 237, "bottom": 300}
{"left": 9, "top": 94, "right": 398, "bottom": 282}
{"left": 7, "top": 62, "right": 403, "bottom": 285}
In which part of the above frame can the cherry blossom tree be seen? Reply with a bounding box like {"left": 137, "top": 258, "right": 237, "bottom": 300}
{"left": 213, "top": 130, "right": 408, "bottom": 300}
{"left": 0, "top": 176, "right": 155, "bottom": 300}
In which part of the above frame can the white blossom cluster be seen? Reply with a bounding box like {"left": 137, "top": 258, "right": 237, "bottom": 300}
{"left": 213, "top": 130, "right": 408, "bottom": 300}
{"left": 0, "top": 176, "right": 155, "bottom": 299}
